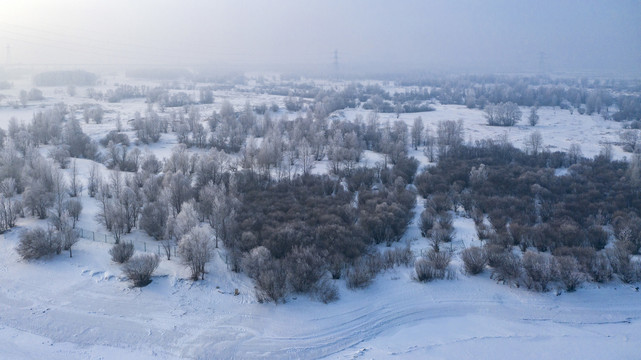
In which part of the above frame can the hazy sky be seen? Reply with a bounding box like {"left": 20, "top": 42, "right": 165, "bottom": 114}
{"left": 0, "top": 0, "right": 639, "bottom": 75}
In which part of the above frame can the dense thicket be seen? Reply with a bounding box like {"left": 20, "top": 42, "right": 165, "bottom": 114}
{"left": 416, "top": 138, "right": 641, "bottom": 289}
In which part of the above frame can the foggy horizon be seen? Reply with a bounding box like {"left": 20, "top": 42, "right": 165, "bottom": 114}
{"left": 0, "top": 0, "right": 640, "bottom": 77}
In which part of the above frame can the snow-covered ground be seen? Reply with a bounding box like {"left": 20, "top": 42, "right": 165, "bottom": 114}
{"left": 0, "top": 75, "right": 639, "bottom": 359}
{"left": 1, "top": 208, "right": 640, "bottom": 359}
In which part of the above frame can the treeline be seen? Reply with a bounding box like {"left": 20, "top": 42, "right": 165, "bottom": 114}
{"left": 396, "top": 74, "right": 641, "bottom": 121}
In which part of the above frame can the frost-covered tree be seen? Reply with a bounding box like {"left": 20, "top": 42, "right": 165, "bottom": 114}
{"left": 411, "top": 116, "right": 424, "bottom": 150}
{"left": 173, "top": 201, "right": 200, "bottom": 241}
{"left": 436, "top": 119, "right": 464, "bottom": 158}
{"left": 64, "top": 198, "right": 82, "bottom": 229}
{"left": 165, "top": 171, "right": 193, "bottom": 216}
{"left": 525, "top": 131, "right": 543, "bottom": 155}
{"left": 528, "top": 107, "right": 540, "bottom": 126}
{"left": 178, "top": 224, "right": 215, "bottom": 280}
{"left": 140, "top": 199, "right": 169, "bottom": 240}
{"left": 485, "top": 102, "right": 522, "bottom": 126}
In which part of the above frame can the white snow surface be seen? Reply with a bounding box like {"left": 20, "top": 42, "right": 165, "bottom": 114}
{"left": 1, "top": 209, "right": 640, "bottom": 359}
{"left": 0, "top": 78, "right": 639, "bottom": 359}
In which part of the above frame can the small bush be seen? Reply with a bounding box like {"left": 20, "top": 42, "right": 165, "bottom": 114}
{"left": 485, "top": 244, "right": 506, "bottom": 268}
{"left": 522, "top": 251, "right": 558, "bottom": 292}
{"left": 382, "top": 245, "right": 414, "bottom": 269}
{"left": 17, "top": 227, "right": 62, "bottom": 260}
{"left": 429, "top": 228, "right": 454, "bottom": 252}
{"left": 427, "top": 249, "right": 452, "bottom": 271}
{"left": 436, "top": 212, "right": 453, "bottom": 231}
{"left": 122, "top": 253, "right": 160, "bottom": 287}
{"left": 414, "top": 257, "right": 441, "bottom": 282}
{"left": 328, "top": 253, "right": 345, "bottom": 279}
{"left": 476, "top": 223, "right": 493, "bottom": 241}
{"left": 621, "top": 261, "right": 641, "bottom": 284}
{"left": 591, "top": 251, "right": 613, "bottom": 283}
{"left": 415, "top": 250, "right": 453, "bottom": 282}
{"left": 242, "top": 246, "right": 272, "bottom": 279}
{"left": 313, "top": 277, "right": 339, "bottom": 303}
{"left": 286, "top": 245, "right": 326, "bottom": 293}
{"left": 255, "top": 260, "right": 288, "bottom": 303}
{"left": 419, "top": 209, "right": 435, "bottom": 236}
{"left": 346, "top": 257, "right": 377, "bottom": 289}
{"left": 556, "top": 255, "right": 585, "bottom": 291}
{"left": 461, "top": 246, "right": 487, "bottom": 275}
{"left": 100, "top": 130, "right": 130, "bottom": 147}
{"left": 109, "top": 242, "right": 134, "bottom": 264}
{"left": 491, "top": 251, "right": 523, "bottom": 286}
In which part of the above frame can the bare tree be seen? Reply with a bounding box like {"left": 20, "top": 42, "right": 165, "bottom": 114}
{"left": 52, "top": 168, "right": 68, "bottom": 219}
{"left": 60, "top": 225, "right": 79, "bottom": 258}
{"left": 64, "top": 198, "right": 82, "bottom": 228}
{"left": 525, "top": 131, "right": 543, "bottom": 155}
{"left": 411, "top": 116, "right": 424, "bottom": 150}
{"left": 87, "top": 163, "right": 99, "bottom": 198}
{"left": 528, "top": 106, "right": 540, "bottom": 126}
{"left": 69, "top": 160, "right": 83, "bottom": 197}
{"left": 436, "top": 120, "right": 464, "bottom": 158}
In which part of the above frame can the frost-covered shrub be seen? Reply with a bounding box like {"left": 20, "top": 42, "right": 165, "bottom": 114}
{"left": 313, "top": 277, "right": 339, "bottom": 304}
{"left": 48, "top": 145, "right": 70, "bottom": 169}
{"left": 17, "top": 227, "right": 62, "bottom": 260}
{"left": 100, "top": 130, "right": 130, "bottom": 147}
{"left": 556, "top": 255, "right": 585, "bottom": 291}
{"left": 475, "top": 223, "right": 492, "bottom": 241}
{"left": 382, "top": 245, "right": 414, "bottom": 269}
{"left": 122, "top": 253, "right": 160, "bottom": 287}
{"left": 522, "top": 251, "right": 558, "bottom": 292}
{"left": 109, "top": 242, "right": 134, "bottom": 264}
{"left": 485, "top": 244, "right": 507, "bottom": 268}
{"left": 491, "top": 251, "right": 523, "bottom": 286}
{"left": 414, "top": 250, "right": 453, "bottom": 282}
{"left": 428, "top": 249, "right": 452, "bottom": 271}
{"left": 419, "top": 209, "right": 435, "bottom": 236}
{"left": 414, "top": 257, "right": 441, "bottom": 282}
{"left": 242, "top": 246, "right": 272, "bottom": 280}
{"left": 255, "top": 259, "right": 288, "bottom": 303}
{"left": 285, "top": 245, "right": 326, "bottom": 293}
{"left": 461, "top": 246, "right": 487, "bottom": 275}
{"left": 591, "top": 251, "right": 613, "bottom": 283}
{"left": 429, "top": 228, "right": 454, "bottom": 252}
{"left": 621, "top": 260, "right": 641, "bottom": 284}
{"left": 346, "top": 257, "right": 377, "bottom": 289}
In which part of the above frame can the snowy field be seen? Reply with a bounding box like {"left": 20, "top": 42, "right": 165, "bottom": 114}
{"left": 0, "top": 75, "right": 639, "bottom": 359}
{"left": 1, "top": 209, "right": 639, "bottom": 360}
